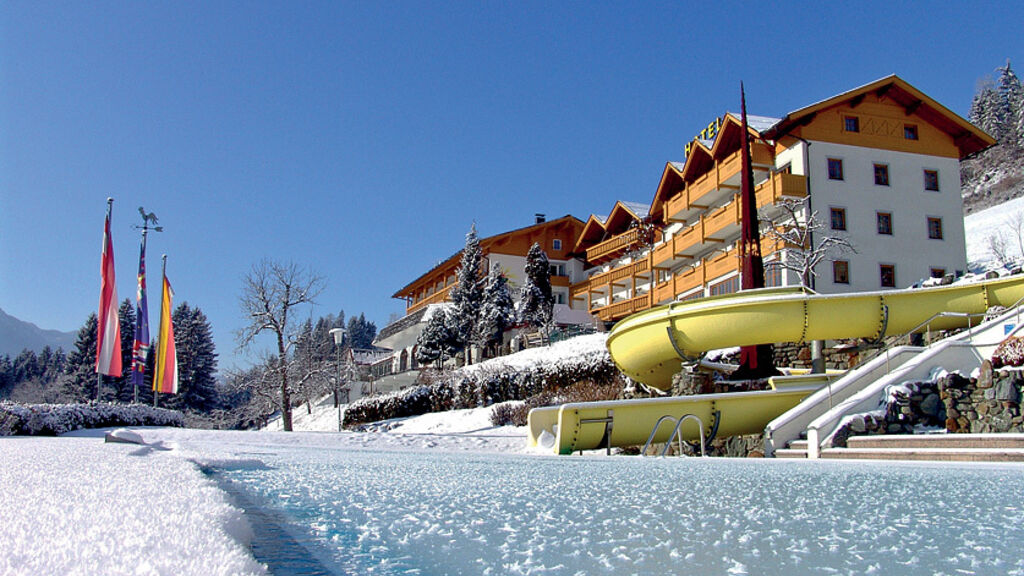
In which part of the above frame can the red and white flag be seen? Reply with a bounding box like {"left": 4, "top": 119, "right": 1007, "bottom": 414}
{"left": 96, "top": 203, "right": 122, "bottom": 376}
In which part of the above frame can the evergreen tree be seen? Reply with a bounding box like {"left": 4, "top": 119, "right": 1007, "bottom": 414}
{"left": 169, "top": 303, "right": 219, "bottom": 412}
{"left": 448, "top": 223, "right": 484, "bottom": 362}
{"left": 415, "top": 306, "right": 459, "bottom": 367}
{"left": 997, "top": 60, "right": 1024, "bottom": 152}
{"left": 59, "top": 313, "right": 99, "bottom": 402}
{"left": 475, "top": 262, "right": 515, "bottom": 356}
{"left": 0, "top": 354, "right": 12, "bottom": 397}
{"left": 518, "top": 243, "right": 554, "bottom": 334}
{"left": 114, "top": 299, "right": 137, "bottom": 403}
{"left": 345, "top": 313, "right": 377, "bottom": 350}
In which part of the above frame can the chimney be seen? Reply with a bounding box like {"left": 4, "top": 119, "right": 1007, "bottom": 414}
{"left": 535, "top": 213, "right": 546, "bottom": 224}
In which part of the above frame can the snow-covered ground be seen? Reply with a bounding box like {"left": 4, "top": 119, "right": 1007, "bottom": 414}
{"left": 1, "top": 408, "right": 529, "bottom": 575}
{"left": 964, "top": 195, "right": 1024, "bottom": 271}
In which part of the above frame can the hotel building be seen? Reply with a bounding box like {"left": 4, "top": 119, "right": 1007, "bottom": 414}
{"left": 372, "top": 75, "right": 993, "bottom": 387}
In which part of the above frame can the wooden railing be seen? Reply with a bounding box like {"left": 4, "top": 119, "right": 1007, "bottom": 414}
{"left": 585, "top": 228, "right": 643, "bottom": 263}
{"left": 597, "top": 293, "right": 652, "bottom": 322}
{"left": 703, "top": 197, "right": 741, "bottom": 241}
{"left": 705, "top": 247, "right": 739, "bottom": 281}
{"left": 407, "top": 284, "right": 454, "bottom": 314}
{"left": 664, "top": 144, "right": 775, "bottom": 222}
{"left": 755, "top": 172, "right": 807, "bottom": 207}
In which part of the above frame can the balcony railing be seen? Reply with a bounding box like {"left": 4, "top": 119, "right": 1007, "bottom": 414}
{"left": 664, "top": 144, "right": 775, "bottom": 223}
{"left": 407, "top": 284, "right": 454, "bottom": 314}
{"left": 596, "top": 293, "right": 652, "bottom": 322}
{"left": 586, "top": 228, "right": 644, "bottom": 264}
{"left": 755, "top": 172, "right": 807, "bottom": 208}
{"left": 703, "top": 197, "right": 741, "bottom": 241}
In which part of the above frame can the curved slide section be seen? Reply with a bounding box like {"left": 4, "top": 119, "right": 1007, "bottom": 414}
{"left": 607, "top": 275, "right": 1024, "bottom": 390}
{"left": 528, "top": 384, "right": 822, "bottom": 455}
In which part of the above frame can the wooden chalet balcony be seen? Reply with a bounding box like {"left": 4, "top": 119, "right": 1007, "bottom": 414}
{"left": 705, "top": 247, "right": 739, "bottom": 281}
{"left": 703, "top": 197, "right": 741, "bottom": 242}
{"left": 551, "top": 275, "right": 571, "bottom": 288}
{"left": 407, "top": 284, "right": 453, "bottom": 314}
{"left": 586, "top": 228, "right": 644, "bottom": 265}
{"left": 596, "top": 293, "right": 652, "bottom": 322}
{"left": 755, "top": 172, "right": 807, "bottom": 208}
{"left": 663, "top": 144, "right": 774, "bottom": 223}
{"left": 674, "top": 263, "right": 706, "bottom": 296}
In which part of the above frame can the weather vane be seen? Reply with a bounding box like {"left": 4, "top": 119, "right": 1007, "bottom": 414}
{"left": 135, "top": 206, "right": 163, "bottom": 233}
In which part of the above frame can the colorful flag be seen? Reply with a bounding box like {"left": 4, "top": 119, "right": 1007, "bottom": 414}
{"left": 153, "top": 276, "right": 178, "bottom": 394}
{"left": 131, "top": 236, "right": 150, "bottom": 389}
{"left": 96, "top": 205, "right": 122, "bottom": 376}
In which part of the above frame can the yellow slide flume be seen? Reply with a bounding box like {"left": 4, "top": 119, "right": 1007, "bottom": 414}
{"left": 608, "top": 275, "right": 1024, "bottom": 390}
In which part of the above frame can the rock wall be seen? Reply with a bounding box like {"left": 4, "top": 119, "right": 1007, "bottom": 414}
{"left": 942, "top": 362, "right": 1024, "bottom": 433}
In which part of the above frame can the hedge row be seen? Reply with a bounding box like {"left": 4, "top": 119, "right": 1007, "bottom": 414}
{"left": 342, "top": 349, "right": 621, "bottom": 428}
{"left": 0, "top": 401, "right": 185, "bottom": 436}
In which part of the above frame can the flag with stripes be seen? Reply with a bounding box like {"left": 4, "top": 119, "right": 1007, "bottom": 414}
{"left": 96, "top": 207, "right": 122, "bottom": 377}
{"left": 154, "top": 276, "right": 178, "bottom": 394}
{"left": 131, "top": 238, "right": 150, "bottom": 388}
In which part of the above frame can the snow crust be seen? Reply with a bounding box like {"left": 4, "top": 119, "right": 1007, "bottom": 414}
{"left": 964, "top": 195, "right": 1024, "bottom": 271}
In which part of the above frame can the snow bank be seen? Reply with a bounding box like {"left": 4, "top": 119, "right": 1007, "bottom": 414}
{"left": 0, "top": 436, "right": 266, "bottom": 576}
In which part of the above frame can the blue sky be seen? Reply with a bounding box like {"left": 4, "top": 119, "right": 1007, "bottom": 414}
{"left": 1, "top": 1, "right": 1020, "bottom": 369}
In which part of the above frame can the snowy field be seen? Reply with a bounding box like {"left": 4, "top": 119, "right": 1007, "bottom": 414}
{"left": 964, "top": 195, "right": 1024, "bottom": 271}
{"left": 5, "top": 422, "right": 1024, "bottom": 576}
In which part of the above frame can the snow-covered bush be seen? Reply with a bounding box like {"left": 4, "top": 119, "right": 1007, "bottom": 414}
{"left": 344, "top": 334, "right": 621, "bottom": 428}
{"left": 0, "top": 401, "right": 185, "bottom": 436}
{"left": 992, "top": 336, "right": 1024, "bottom": 368}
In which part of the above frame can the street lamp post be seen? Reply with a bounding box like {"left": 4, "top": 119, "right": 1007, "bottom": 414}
{"left": 329, "top": 328, "right": 346, "bottom": 432}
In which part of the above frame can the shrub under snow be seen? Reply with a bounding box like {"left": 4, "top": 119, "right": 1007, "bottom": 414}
{"left": 343, "top": 334, "right": 619, "bottom": 428}
{"left": 0, "top": 401, "right": 185, "bottom": 436}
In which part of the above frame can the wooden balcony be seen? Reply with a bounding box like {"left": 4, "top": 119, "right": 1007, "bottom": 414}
{"left": 703, "top": 196, "right": 741, "bottom": 242}
{"left": 665, "top": 145, "right": 775, "bottom": 223}
{"left": 705, "top": 247, "right": 739, "bottom": 282}
{"left": 675, "top": 263, "right": 706, "bottom": 295}
{"left": 407, "top": 284, "right": 454, "bottom": 314}
{"left": 654, "top": 280, "right": 675, "bottom": 304}
{"left": 551, "top": 275, "right": 571, "bottom": 288}
{"left": 586, "top": 228, "right": 644, "bottom": 265}
{"left": 596, "top": 293, "right": 652, "bottom": 322}
{"left": 755, "top": 172, "right": 807, "bottom": 209}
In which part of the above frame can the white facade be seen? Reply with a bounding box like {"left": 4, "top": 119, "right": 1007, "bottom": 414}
{"left": 800, "top": 140, "right": 966, "bottom": 292}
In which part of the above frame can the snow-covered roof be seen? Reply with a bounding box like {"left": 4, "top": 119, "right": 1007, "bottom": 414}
{"left": 619, "top": 201, "right": 650, "bottom": 219}
{"left": 669, "top": 161, "right": 685, "bottom": 172}
{"left": 724, "top": 112, "right": 781, "bottom": 134}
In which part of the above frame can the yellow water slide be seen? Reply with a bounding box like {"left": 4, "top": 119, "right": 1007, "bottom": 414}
{"left": 528, "top": 274, "right": 1024, "bottom": 455}
{"left": 608, "top": 275, "right": 1024, "bottom": 390}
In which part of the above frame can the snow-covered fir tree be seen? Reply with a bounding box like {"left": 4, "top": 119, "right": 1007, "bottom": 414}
{"left": 963, "top": 59, "right": 1024, "bottom": 212}
{"left": 518, "top": 242, "right": 554, "bottom": 334}
{"left": 114, "top": 299, "right": 137, "bottom": 403}
{"left": 169, "top": 302, "right": 219, "bottom": 412}
{"left": 58, "top": 313, "right": 99, "bottom": 402}
{"left": 345, "top": 313, "right": 377, "bottom": 350}
{"left": 475, "top": 262, "right": 515, "bottom": 357}
{"left": 415, "top": 306, "right": 459, "bottom": 368}
{"left": 448, "top": 224, "right": 484, "bottom": 363}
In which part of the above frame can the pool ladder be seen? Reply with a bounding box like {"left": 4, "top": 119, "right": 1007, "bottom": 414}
{"left": 642, "top": 412, "right": 719, "bottom": 457}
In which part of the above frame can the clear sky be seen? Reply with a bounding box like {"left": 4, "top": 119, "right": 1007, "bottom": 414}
{"left": 1, "top": 1, "right": 1021, "bottom": 369}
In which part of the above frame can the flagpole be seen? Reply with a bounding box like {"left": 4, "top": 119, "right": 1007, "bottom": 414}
{"left": 97, "top": 197, "right": 114, "bottom": 401}
{"left": 155, "top": 254, "right": 167, "bottom": 408}
{"left": 135, "top": 227, "right": 146, "bottom": 404}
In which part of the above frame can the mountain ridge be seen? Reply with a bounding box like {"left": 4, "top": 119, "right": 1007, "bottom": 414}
{"left": 0, "top": 307, "right": 77, "bottom": 356}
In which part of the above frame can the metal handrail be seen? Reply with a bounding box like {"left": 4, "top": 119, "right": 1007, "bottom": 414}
{"left": 641, "top": 414, "right": 706, "bottom": 457}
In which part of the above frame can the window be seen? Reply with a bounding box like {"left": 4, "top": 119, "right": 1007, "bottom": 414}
{"left": 553, "top": 239, "right": 562, "bottom": 251}
{"left": 874, "top": 163, "right": 890, "bottom": 186}
{"left": 554, "top": 292, "right": 566, "bottom": 305}
{"left": 830, "top": 207, "right": 847, "bottom": 231}
{"left": 927, "top": 217, "right": 943, "bottom": 240}
{"left": 549, "top": 263, "right": 566, "bottom": 277}
{"left": 876, "top": 212, "right": 893, "bottom": 235}
{"left": 904, "top": 124, "right": 919, "bottom": 140}
{"left": 827, "top": 158, "right": 844, "bottom": 180}
{"left": 833, "top": 260, "right": 850, "bottom": 284}
{"left": 930, "top": 267, "right": 946, "bottom": 279}
{"left": 924, "top": 170, "right": 940, "bottom": 191}
{"left": 765, "top": 265, "right": 782, "bottom": 287}
{"left": 880, "top": 264, "right": 896, "bottom": 288}
{"left": 844, "top": 116, "right": 860, "bottom": 132}
{"left": 709, "top": 276, "right": 739, "bottom": 296}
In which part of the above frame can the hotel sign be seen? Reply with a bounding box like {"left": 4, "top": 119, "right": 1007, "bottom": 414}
{"left": 684, "top": 117, "right": 723, "bottom": 158}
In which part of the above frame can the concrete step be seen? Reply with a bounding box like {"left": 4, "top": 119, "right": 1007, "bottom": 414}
{"left": 787, "top": 440, "right": 809, "bottom": 450}
{"left": 821, "top": 447, "right": 1024, "bottom": 462}
{"left": 773, "top": 448, "right": 808, "bottom": 459}
{"left": 846, "top": 434, "right": 1024, "bottom": 450}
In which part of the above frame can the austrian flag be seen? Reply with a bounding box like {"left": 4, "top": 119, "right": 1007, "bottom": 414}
{"left": 96, "top": 202, "right": 122, "bottom": 377}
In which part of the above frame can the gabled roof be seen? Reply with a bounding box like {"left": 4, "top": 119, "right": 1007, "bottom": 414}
{"left": 763, "top": 75, "right": 995, "bottom": 158}
{"left": 392, "top": 215, "right": 584, "bottom": 299}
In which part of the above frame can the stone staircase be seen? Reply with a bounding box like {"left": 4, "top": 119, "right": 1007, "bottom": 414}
{"left": 775, "top": 434, "right": 1024, "bottom": 462}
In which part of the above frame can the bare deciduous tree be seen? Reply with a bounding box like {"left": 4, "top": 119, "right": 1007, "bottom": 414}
{"left": 759, "top": 197, "right": 856, "bottom": 287}
{"left": 237, "top": 259, "right": 324, "bottom": 431}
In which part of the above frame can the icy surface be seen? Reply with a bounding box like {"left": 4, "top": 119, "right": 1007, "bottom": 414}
{"left": 214, "top": 450, "right": 1024, "bottom": 575}
{"left": 0, "top": 436, "right": 266, "bottom": 576}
